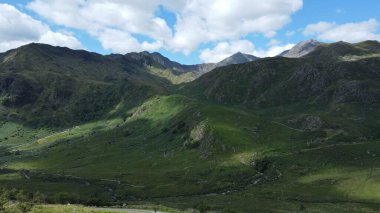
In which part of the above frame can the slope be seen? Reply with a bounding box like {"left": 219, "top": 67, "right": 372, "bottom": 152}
{"left": 183, "top": 45, "right": 380, "bottom": 109}
{"left": 279, "top": 39, "right": 322, "bottom": 58}
{"left": 0, "top": 43, "right": 168, "bottom": 127}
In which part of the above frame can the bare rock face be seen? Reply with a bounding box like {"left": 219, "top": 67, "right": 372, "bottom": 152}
{"left": 184, "top": 120, "right": 219, "bottom": 156}
{"left": 287, "top": 115, "right": 323, "bottom": 132}
{"left": 301, "top": 116, "right": 323, "bottom": 131}
{"left": 280, "top": 40, "right": 322, "bottom": 58}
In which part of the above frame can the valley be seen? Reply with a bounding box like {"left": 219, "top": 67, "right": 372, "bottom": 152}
{"left": 1, "top": 40, "right": 380, "bottom": 212}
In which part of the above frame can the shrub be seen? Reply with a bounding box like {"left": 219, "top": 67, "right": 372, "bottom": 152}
{"left": 195, "top": 202, "right": 211, "bottom": 213}
{"left": 252, "top": 157, "right": 271, "bottom": 173}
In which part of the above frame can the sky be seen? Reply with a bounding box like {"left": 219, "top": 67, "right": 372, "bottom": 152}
{"left": 0, "top": 0, "right": 380, "bottom": 64}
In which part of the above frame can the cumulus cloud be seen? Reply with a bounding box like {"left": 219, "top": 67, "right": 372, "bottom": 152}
{"left": 200, "top": 40, "right": 256, "bottom": 63}
{"left": 0, "top": 4, "right": 82, "bottom": 52}
{"left": 170, "top": 0, "right": 303, "bottom": 54}
{"left": 254, "top": 43, "right": 295, "bottom": 57}
{"left": 27, "top": 0, "right": 303, "bottom": 55}
{"left": 97, "top": 29, "right": 163, "bottom": 53}
{"left": 304, "top": 19, "right": 380, "bottom": 43}
{"left": 27, "top": 0, "right": 174, "bottom": 52}
{"left": 39, "top": 31, "right": 82, "bottom": 49}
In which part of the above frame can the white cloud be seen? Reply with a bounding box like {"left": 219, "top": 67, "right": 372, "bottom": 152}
{"left": 304, "top": 19, "right": 380, "bottom": 43}
{"left": 254, "top": 43, "right": 295, "bottom": 57}
{"left": 27, "top": 0, "right": 174, "bottom": 52}
{"left": 170, "top": 0, "right": 303, "bottom": 54}
{"left": 27, "top": 0, "right": 303, "bottom": 54}
{"left": 0, "top": 4, "right": 47, "bottom": 41}
{"left": 39, "top": 31, "right": 82, "bottom": 49}
{"left": 268, "top": 39, "right": 281, "bottom": 46}
{"left": 0, "top": 4, "right": 82, "bottom": 52}
{"left": 200, "top": 40, "right": 256, "bottom": 63}
{"left": 200, "top": 40, "right": 295, "bottom": 63}
{"left": 97, "top": 29, "right": 163, "bottom": 53}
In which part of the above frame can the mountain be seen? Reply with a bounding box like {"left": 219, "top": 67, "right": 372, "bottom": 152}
{"left": 109, "top": 51, "right": 259, "bottom": 84}
{"left": 216, "top": 52, "right": 259, "bottom": 67}
{"left": 0, "top": 43, "right": 259, "bottom": 125}
{"left": 185, "top": 40, "right": 380, "bottom": 108}
{"left": 2, "top": 41, "right": 380, "bottom": 212}
{"left": 280, "top": 39, "right": 380, "bottom": 60}
{"left": 108, "top": 51, "right": 213, "bottom": 84}
{"left": 279, "top": 39, "right": 322, "bottom": 58}
{"left": 0, "top": 43, "right": 168, "bottom": 126}
{"left": 305, "top": 40, "right": 380, "bottom": 60}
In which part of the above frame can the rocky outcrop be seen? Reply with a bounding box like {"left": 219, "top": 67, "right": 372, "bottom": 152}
{"left": 279, "top": 40, "right": 322, "bottom": 58}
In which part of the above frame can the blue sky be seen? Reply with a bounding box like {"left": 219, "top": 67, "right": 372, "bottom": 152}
{"left": 0, "top": 0, "right": 380, "bottom": 64}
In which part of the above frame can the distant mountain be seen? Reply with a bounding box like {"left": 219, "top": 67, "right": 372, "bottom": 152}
{"left": 279, "top": 39, "right": 322, "bottom": 58}
{"left": 109, "top": 51, "right": 259, "bottom": 84}
{"left": 304, "top": 40, "right": 380, "bottom": 60}
{"left": 184, "top": 40, "right": 380, "bottom": 107}
{"left": 216, "top": 52, "right": 259, "bottom": 67}
{"left": 109, "top": 51, "right": 214, "bottom": 75}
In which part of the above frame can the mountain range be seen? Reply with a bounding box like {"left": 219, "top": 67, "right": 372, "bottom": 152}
{"left": 1, "top": 40, "right": 380, "bottom": 212}
{"left": 108, "top": 50, "right": 259, "bottom": 84}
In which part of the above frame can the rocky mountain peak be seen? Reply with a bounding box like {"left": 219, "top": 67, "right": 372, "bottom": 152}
{"left": 279, "top": 39, "right": 322, "bottom": 58}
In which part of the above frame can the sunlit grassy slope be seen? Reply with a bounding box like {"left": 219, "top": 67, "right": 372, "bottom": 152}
{"left": 1, "top": 93, "right": 380, "bottom": 212}
{"left": 148, "top": 67, "right": 198, "bottom": 84}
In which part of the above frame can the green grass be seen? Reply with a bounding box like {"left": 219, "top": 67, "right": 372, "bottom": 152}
{"left": 0, "top": 121, "right": 53, "bottom": 148}
{"left": 30, "top": 204, "right": 184, "bottom": 213}
{"left": 1, "top": 94, "right": 380, "bottom": 212}
{"left": 148, "top": 67, "right": 197, "bottom": 84}
{"left": 30, "top": 204, "right": 125, "bottom": 213}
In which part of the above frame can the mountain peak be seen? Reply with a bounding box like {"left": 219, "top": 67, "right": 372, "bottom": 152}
{"left": 140, "top": 50, "right": 151, "bottom": 55}
{"left": 279, "top": 39, "right": 322, "bottom": 58}
{"left": 4, "top": 42, "right": 101, "bottom": 63}
{"left": 13, "top": 42, "right": 54, "bottom": 53}
{"left": 217, "top": 52, "right": 259, "bottom": 67}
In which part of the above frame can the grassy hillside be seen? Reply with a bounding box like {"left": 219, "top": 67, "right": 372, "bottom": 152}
{"left": 147, "top": 67, "right": 198, "bottom": 84}
{"left": 0, "top": 43, "right": 169, "bottom": 126}
{"left": 1, "top": 42, "right": 380, "bottom": 212}
{"left": 304, "top": 40, "right": 380, "bottom": 60}
{"left": 182, "top": 56, "right": 380, "bottom": 107}
{"left": 2, "top": 94, "right": 380, "bottom": 212}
